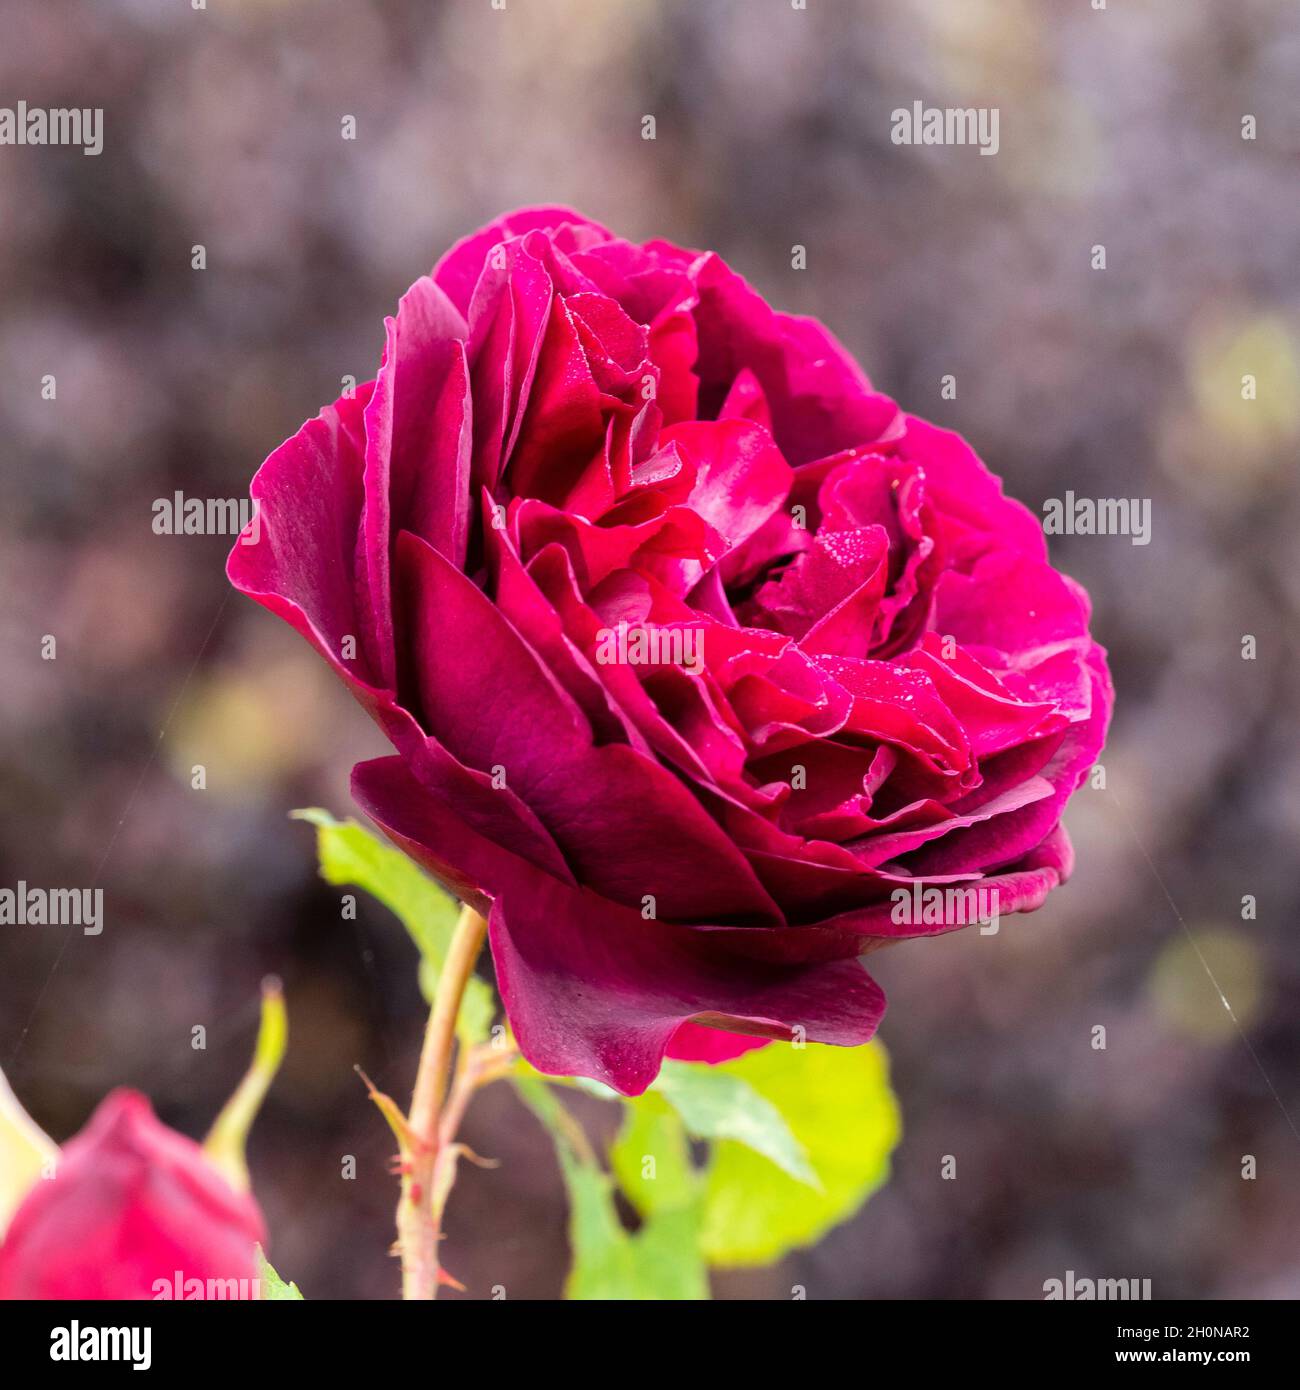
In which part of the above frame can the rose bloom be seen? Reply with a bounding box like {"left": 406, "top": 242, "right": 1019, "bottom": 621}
{"left": 229, "top": 207, "right": 1112, "bottom": 1096}
{"left": 0, "top": 1090, "right": 264, "bottom": 1299}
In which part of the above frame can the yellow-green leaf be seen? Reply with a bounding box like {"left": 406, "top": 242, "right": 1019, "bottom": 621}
{"left": 514, "top": 1074, "right": 707, "bottom": 1300}
{"left": 654, "top": 1060, "right": 818, "bottom": 1188}
{"left": 293, "top": 809, "right": 492, "bottom": 1043}
{"left": 700, "top": 1041, "right": 900, "bottom": 1267}
{"left": 0, "top": 1069, "right": 58, "bottom": 1236}
{"left": 255, "top": 1247, "right": 304, "bottom": 1300}
{"left": 609, "top": 1093, "right": 697, "bottom": 1215}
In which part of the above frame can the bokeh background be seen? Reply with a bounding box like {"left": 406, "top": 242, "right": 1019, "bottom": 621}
{"left": 3, "top": 0, "right": 1298, "bottom": 1299}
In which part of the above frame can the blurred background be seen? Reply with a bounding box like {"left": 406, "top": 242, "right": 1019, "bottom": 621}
{"left": 2, "top": 0, "right": 1298, "bottom": 1299}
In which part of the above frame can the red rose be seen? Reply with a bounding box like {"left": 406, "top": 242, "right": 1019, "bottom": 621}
{"left": 229, "top": 208, "right": 1112, "bottom": 1096}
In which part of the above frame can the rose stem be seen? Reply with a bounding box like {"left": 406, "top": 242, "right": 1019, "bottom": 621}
{"left": 397, "top": 902, "right": 489, "bottom": 1301}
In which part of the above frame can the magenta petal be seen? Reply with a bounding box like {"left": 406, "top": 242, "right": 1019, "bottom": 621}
{"left": 850, "top": 776, "right": 1056, "bottom": 869}
{"left": 833, "top": 823, "right": 1078, "bottom": 942}
{"left": 895, "top": 639, "right": 1066, "bottom": 759}
{"left": 361, "top": 276, "right": 471, "bottom": 687}
{"left": 691, "top": 253, "right": 900, "bottom": 463}
{"left": 433, "top": 206, "right": 613, "bottom": 317}
{"left": 352, "top": 754, "right": 572, "bottom": 919}
{"left": 895, "top": 416, "right": 1047, "bottom": 566}
{"left": 664, "top": 418, "right": 794, "bottom": 552}
{"left": 397, "top": 530, "right": 782, "bottom": 925}
{"left": 665, "top": 1022, "right": 771, "bottom": 1064}
{"left": 490, "top": 874, "right": 887, "bottom": 1095}
{"left": 932, "top": 550, "right": 1092, "bottom": 655}
{"left": 904, "top": 644, "right": 1111, "bottom": 877}
{"left": 227, "top": 386, "right": 389, "bottom": 692}
{"left": 485, "top": 521, "right": 646, "bottom": 750}
{"left": 505, "top": 293, "right": 609, "bottom": 504}
{"left": 464, "top": 239, "right": 556, "bottom": 495}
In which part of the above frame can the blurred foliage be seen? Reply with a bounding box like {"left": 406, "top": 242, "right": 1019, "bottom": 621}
{"left": 1149, "top": 927, "right": 1264, "bottom": 1044}
{"left": 515, "top": 1072, "right": 709, "bottom": 1301}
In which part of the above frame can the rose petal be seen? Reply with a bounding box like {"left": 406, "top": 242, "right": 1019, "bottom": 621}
{"left": 490, "top": 874, "right": 886, "bottom": 1095}
{"left": 397, "top": 530, "right": 783, "bottom": 925}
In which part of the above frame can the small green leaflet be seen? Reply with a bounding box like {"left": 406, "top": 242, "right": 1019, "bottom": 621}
{"left": 292, "top": 809, "right": 493, "bottom": 1044}
{"left": 652, "top": 1060, "right": 819, "bottom": 1188}
{"left": 513, "top": 1073, "right": 708, "bottom": 1300}
{"left": 526, "top": 1041, "right": 899, "bottom": 1289}
{"left": 574, "top": 1059, "right": 817, "bottom": 1188}
{"left": 255, "top": 1247, "right": 303, "bottom": 1300}
{"left": 699, "top": 1041, "right": 901, "bottom": 1267}
{"left": 610, "top": 1093, "right": 696, "bottom": 1215}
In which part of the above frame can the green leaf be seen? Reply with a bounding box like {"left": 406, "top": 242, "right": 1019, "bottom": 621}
{"left": 700, "top": 1041, "right": 901, "bottom": 1268}
{"left": 255, "top": 1247, "right": 303, "bottom": 1300}
{"left": 652, "top": 1060, "right": 818, "bottom": 1188}
{"left": 292, "top": 809, "right": 492, "bottom": 1043}
{"left": 609, "top": 1093, "right": 697, "bottom": 1215}
{"left": 514, "top": 1074, "right": 708, "bottom": 1300}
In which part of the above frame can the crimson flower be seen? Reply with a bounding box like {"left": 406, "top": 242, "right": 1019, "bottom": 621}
{"left": 229, "top": 207, "right": 1112, "bottom": 1095}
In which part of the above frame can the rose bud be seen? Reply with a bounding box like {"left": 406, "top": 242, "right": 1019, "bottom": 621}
{"left": 0, "top": 981, "right": 284, "bottom": 1299}
{"left": 0, "top": 1090, "right": 264, "bottom": 1300}
{"left": 229, "top": 208, "right": 1112, "bottom": 1096}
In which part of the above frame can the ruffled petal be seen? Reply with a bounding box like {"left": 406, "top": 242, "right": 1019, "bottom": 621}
{"left": 490, "top": 874, "right": 886, "bottom": 1095}
{"left": 396, "top": 530, "right": 782, "bottom": 925}
{"left": 433, "top": 206, "right": 613, "bottom": 317}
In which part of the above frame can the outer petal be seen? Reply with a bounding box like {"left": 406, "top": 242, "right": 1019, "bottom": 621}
{"left": 490, "top": 876, "right": 886, "bottom": 1096}
{"left": 352, "top": 753, "right": 566, "bottom": 918}
{"left": 894, "top": 416, "right": 1048, "bottom": 567}
{"left": 701, "top": 825, "right": 1078, "bottom": 957}
{"left": 840, "top": 823, "right": 1078, "bottom": 943}
{"left": 666, "top": 1023, "right": 771, "bottom": 1064}
{"left": 226, "top": 386, "right": 384, "bottom": 691}
{"left": 903, "top": 644, "right": 1112, "bottom": 877}
{"left": 691, "top": 253, "right": 900, "bottom": 463}
{"left": 360, "top": 276, "right": 471, "bottom": 686}
{"left": 433, "top": 206, "right": 614, "bottom": 318}
{"left": 352, "top": 755, "right": 885, "bottom": 1096}
{"left": 364, "top": 278, "right": 471, "bottom": 560}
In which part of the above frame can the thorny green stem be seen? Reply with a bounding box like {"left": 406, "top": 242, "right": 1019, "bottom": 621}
{"left": 396, "top": 904, "right": 490, "bottom": 1301}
